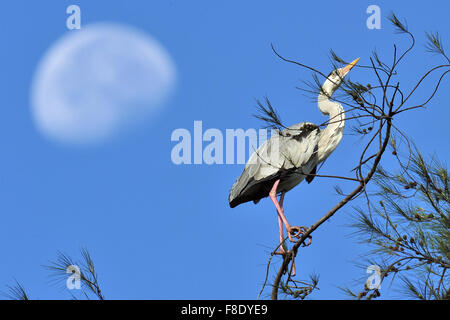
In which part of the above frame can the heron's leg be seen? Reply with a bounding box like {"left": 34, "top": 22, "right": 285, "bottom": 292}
{"left": 280, "top": 192, "right": 297, "bottom": 276}
{"left": 269, "top": 180, "right": 302, "bottom": 242}
{"left": 276, "top": 192, "right": 286, "bottom": 254}
{"left": 275, "top": 191, "right": 296, "bottom": 276}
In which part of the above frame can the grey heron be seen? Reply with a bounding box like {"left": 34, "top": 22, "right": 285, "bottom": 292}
{"left": 228, "top": 58, "right": 359, "bottom": 262}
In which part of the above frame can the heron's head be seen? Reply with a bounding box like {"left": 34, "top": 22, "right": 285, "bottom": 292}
{"left": 321, "top": 57, "right": 360, "bottom": 96}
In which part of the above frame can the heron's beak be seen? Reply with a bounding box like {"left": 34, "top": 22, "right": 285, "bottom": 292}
{"left": 339, "top": 57, "right": 360, "bottom": 77}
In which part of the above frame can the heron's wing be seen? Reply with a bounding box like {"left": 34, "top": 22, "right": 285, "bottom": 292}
{"left": 227, "top": 138, "right": 279, "bottom": 207}
{"left": 305, "top": 164, "right": 317, "bottom": 183}
{"left": 277, "top": 123, "right": 320, "bottom": 171}
{"left": 228, "top": 122, "right": 320, "bottom": 208}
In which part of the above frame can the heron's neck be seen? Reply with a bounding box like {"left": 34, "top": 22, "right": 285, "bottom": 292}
{"left": 317, "top": 93, "right": 345, "bottom": 162}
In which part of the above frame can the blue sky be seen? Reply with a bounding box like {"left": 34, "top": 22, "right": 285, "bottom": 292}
{"left": 0, "top": 1, "right": 449, "bottom": 299}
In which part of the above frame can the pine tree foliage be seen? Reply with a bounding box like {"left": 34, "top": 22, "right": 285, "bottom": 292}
{"left": 349, "top": 144, "right": 449, "bottom": 299}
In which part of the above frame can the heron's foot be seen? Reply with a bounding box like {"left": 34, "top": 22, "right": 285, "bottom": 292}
{"left": 289, "top": 259, "right": 296, "bottom": 277}
{"left": 287, "top": 226, "right": 312, "bottom": 246}
{"left": 287, "top": 226, "right": 303, "bottom": 242}
{"left": 274, "top": 242, "right": 287, "bottom": 255}
{"left": 274, "top": 247, "right": 297, "bottom": 277}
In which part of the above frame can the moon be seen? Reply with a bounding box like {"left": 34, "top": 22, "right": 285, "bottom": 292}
{"left": 31, "top": 23, "right": 176, "bottom": 145}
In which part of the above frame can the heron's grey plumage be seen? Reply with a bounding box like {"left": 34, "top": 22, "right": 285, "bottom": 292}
{"left": 228, "top": 122, "right": 320, "bottom": 208}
